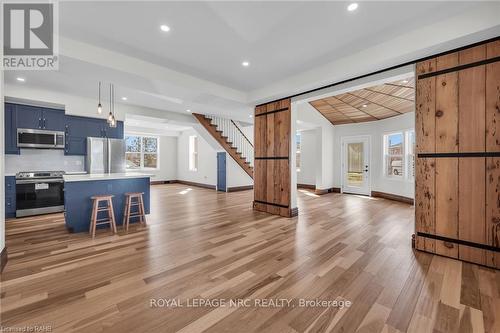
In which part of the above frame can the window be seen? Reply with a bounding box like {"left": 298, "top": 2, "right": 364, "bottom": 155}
{"left": 296, "top": 133, "right": 301, "bottom": 172}
{"left": 385, "top": 132, "right": 404, "bottom": 177}
{"left": 189, "top": 135, "right": 198, "bottom": 171}
{"left": 383, "top": 130, "right": 415, "bottom": 180}
{"left": 125, "top": 135, "right": 158, "bottom": 169}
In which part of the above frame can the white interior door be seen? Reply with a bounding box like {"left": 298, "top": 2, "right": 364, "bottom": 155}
{"left": 342, "top": 136, "right": 370, "bottom": 195}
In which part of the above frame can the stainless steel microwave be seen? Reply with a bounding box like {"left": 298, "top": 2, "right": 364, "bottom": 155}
{"left": 17, "top": 128, "right": 65, "bottom": 149}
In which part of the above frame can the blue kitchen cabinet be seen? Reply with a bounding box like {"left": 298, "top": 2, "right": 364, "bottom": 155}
{"left": 64, "top": 116, "right": 120, "bottom": 155}
{"left": 4, "top": 103, "right": 19, "bottom": 154}
{"left": 16, "top": 104, "right": 42, "bottom": 129}
{"left": 64, "top": 177, "right": 150, "bottom": 233}
{"left": 107, "top": 121, "right": 124, "bottom": 139}
{"left": 65, "top": 115, "right": 91, "bottom": 156}
{"left": 5, "top": 176, "right": 16, "bottom": 218}
{"left": 15, "top": 104, "right": 65, "bottom": 130}
{"left": 65, "top": 135, "right": 87, "bottom": 155}
{"left": 41, "top": 108, "right": 66, "bottom": 131}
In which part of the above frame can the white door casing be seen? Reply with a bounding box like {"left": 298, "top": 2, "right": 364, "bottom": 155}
{"left": 341, "top": 135, "right": 371, "bottom": 195}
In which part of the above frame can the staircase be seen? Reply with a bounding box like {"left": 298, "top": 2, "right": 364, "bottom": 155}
{"left": 193, "top": 113, "right": 254, "bottom": 179}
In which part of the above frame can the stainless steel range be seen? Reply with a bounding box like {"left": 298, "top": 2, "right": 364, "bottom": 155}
{"left": 16, "top": 171, "right": 65, "bottom": 217}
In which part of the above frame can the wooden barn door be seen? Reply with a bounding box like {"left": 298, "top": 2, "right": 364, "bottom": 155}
{"left": 415, "top": 39, "right": 500, "bottom": 269}
{"left": 254, "top": 98, "right": 297, "bottom": 217}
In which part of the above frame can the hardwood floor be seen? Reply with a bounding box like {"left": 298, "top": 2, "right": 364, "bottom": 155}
{"left": 1, "top": 184, "right": 498, "bottom": 333}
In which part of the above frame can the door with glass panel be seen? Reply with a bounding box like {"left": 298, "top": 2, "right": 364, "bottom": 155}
{"left": 341, "top": 136, "right": 370, "bottom": 195}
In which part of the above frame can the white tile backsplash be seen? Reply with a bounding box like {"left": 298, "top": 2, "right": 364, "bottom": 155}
{"left": 5, "top": 149, "right": 85, "bottom": 175}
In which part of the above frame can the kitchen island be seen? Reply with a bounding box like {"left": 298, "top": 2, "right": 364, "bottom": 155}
{"left": 63, "top": 173, "right": 151, "bottom": 233}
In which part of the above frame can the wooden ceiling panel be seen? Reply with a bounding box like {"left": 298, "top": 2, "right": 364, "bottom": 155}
{"left": 308, "top": 76, "right": 414, "bottom": 125}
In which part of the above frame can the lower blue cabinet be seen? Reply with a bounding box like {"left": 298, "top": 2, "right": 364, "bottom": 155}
{"left": 5, "top": 176, "right": 16, "bottom": 218}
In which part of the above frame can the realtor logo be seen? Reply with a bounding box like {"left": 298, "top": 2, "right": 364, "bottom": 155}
{"left": 2, "top": 2, "right": 59, "bottom": 70}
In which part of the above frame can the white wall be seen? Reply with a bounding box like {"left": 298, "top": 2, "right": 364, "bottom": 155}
{"left": 178, "top": 129, "right": 216, "bottom": 186}
{"left": 297, "top": 129, "right": 316, "bottom": 185}
{"left": 177, "top": 128, "right": 253, "bottom": 188}
{"left": 296, "top": 102, "right": 336, "bottom": 191}
{"left": 333, "top": 112, "right": 415, "bottom": 198}
{"left": 238, "top": 123, "right": 254, "bottom": 144}
{"left": 156, "top": 136, "right": 177, "bottom": 182}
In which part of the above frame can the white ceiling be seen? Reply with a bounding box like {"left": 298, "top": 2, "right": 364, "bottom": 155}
{"left": 58, "top": 1, "right": 476, "bottom": 91}
{"left": 4, "top": 1, "right": 500, "bottom": 121}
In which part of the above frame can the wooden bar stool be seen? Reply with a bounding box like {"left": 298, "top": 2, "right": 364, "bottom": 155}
{"left": 90, "top": 195, "right": 117, "bottom": 238}
{"left": 123, "top": 192, "right": 146, "bottom": 231}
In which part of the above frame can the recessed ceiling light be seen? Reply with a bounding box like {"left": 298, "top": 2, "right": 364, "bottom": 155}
{"left": 347, "top": 3, "right": 358, "bottom": 11}
{"left": 121, "top": 97, "right": 127, "bottom": 101}
{"left": 186, "top": 109, "right": 191, "bottom": 113}
{"left": 362, "top": 104, "right": 368, "bottom": 108}
{"left": 160, "top": 25, "right": 170, "bottom": 32}
{"left": 16, "top": 77, "right": 25, "bottom": 82}
{"left": 242, "top": 61, "right": 250, "bottom": 67}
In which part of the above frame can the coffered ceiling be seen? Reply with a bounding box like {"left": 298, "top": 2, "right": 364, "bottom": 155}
{"left": 309, "top": 78, "right": 415, "bottom": 125}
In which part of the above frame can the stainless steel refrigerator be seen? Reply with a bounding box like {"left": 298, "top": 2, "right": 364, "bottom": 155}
{"left": 86, "top": 137, "right": 126, "bottom": 174}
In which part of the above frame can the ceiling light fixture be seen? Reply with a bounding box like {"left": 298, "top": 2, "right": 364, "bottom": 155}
{"left": 160, "top": 25, "right": 170, "bottom": 32}
{"left": 242, "top": 61, "right": 250, "bottom": 67}
{"left": 16, "top": 77, "right": 25, "bottom": 82}
{"left": 347, "top": 3, "right": 358, "bottom": 11}
{"left": 121, "top": 97, "right": 127, "bottom": 101}
{"left": 402, "top": 79, "right": 409, "bottom": 84}
{"left": 97, "top": 81, "right": 102, "bottom": 114}
{"left": 249, "top": 115, "right": 253, "bottom": 118}
{"left": 186, "top": 109, "right": 191, "bottom": 113}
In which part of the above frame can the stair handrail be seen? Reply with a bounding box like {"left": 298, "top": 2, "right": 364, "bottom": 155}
{"left": 230, "top": 120, "right": 253, "bottom": 148}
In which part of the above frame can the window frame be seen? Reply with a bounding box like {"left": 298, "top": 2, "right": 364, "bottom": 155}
{"left": 405, "top": 130, "right": 416, "bottom": 181}
{"left": 189, "top": 135, "right": 198, "bottom": 172}
{"left": 296, "top": 133, "right": 301, "bottom": 172}
{"left": 382, "top": 129, "right": 414, "bottom": 182}
{"left": 125, "top": 134, "right": 160, "bottom": 170}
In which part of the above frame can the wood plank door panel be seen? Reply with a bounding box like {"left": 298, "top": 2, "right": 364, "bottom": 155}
{"left": 415, "top": 39, "right": 500, "bottom": 269}
{"left": 458, "top": 46, "right": 486, "bottom": 153}
{"left": 486, "top": 157, "right": 500, "bottom": 268}
{"left": 435, "top": 54, "right": 458, "bottom": 153}
{"left": 416, "top": 75, "right": 436, "bottom": 154}
{"left": 486, "top": 41, "right": 500, "bottom": 152}
{"left": 458, "top": 157, "right": 486, "bottom": 265}
{"left": 415, "top": 157, "right": 435, "bottom": 252}
{"left": 435, "top": 158, "right": 458, "bottom": 258}
{"left": 254, "top": 98, "right": 293, "bottom": 217}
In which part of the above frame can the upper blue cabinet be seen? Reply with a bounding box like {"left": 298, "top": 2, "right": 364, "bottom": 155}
{"left": 107, "top": 120, "right": 124, "bottom": 139}
{"left": 15, "top": 104, "right": 65, "bottom": 131}
{"left": 5, "top": 103, "right": 19, "bottom": 154}
{"left": 5, "top": 102, "right": 124, "bottom": 155}
{"left": 64, "top": 115, "right": 124, "bottom": 156}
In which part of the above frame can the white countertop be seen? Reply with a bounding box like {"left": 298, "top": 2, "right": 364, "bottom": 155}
{"left": 63, "top": 172, "right": 153, "bottom": 182}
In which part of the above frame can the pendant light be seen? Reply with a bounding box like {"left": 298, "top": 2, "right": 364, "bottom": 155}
{"left": 97, "top": 81, "right": 102, "bottom": 114}
{"left": 108, "top": 83, "right": 117, "bottom": 128}
{"left": 107, "top": 83, "right": 114, "bottom": 124}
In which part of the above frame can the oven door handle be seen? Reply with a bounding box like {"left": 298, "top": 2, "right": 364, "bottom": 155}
{"left": 16, "top": 179, "right": 64, "bottom": 184}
